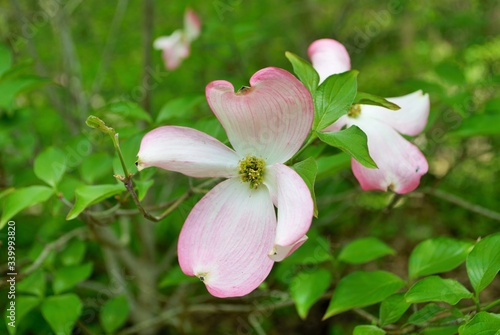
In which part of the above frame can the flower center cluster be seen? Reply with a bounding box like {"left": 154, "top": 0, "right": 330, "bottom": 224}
{"left": 238, "top": 156, "right": 266, "bottom": 189}
{"left": 348, "top": 104, "right": 361, "bottom": 118}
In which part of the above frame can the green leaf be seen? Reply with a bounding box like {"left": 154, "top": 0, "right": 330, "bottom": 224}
{"left": 285, "top": 51, "right": 320, "bottom": 94}
{"left": 293, "top": 157, "right": 318, "bottom": 217}
{"left": 313, "top": 70, "right": 358, "bottom": 131}
{"left": 449, "top": 115, "right": 500, "bottom": 138}
{"left": 66, "top": 184, "right": 124, "bottom": 220}
{"left": 0, "top": 186, "right": 54, "bottom": 229}
{"left": 354, "top": 92, "right": 400, "bottom": 110}
{"left": 0, "top": 43, "right": 12, "bottom": 77}
{"left": 34, "top": 147, "right": 67, "bottom": 188}
{"left": 0, "top": 76, "right": 47, "bottom": 110}
{"left": 323, "top": 270, "right": 405, "bottom": 319}
{"left": 316, "top": 152, "right": 351, "bottom": 180}
{"left": 408, "top": 303, "right": 446, "bottom": 325}
{"left": 353, "top": 325, "right": 386, "bottom": 335}
{"left": 339, "top": 237, "right": 395, "bottom": 264}
{"left": 158, "top": 265, "right": 200, "bottom": 288}
{"left": 80, "top": 153, "right": 113, "bottom": 184}
{"left": 40, "top": 294, "right": 82, "bottom": 335}
{"left": 290, "top": 268, "right": 331, "bottom": 319}
{"left": 156, "top": 94, "right": 206, "bottom": 124}
{"left": 459, "top": 312, "right": 500, "bottom": 335}
{"left": 53, "top": 262, "right": 93, "bottom": 294}
{"left": 101, "top": 101, "right": 152, "bottom": 123}
{"left": 5, "top": 295, "right": 41, "bottom": 335}
{"left": 435, "top": 62, "right": 465, "bottom": 86}
{"left": 408, "top": 237, "right": 473, "bottom": 280}
{"left": 379, "top": 293, "right": 411, "bottom": 326}
{"left": 59, "top": 239, "right": 86, "bottom": 266}
{"left": 466, "top": 233, "right": 500, "bottom": 294}
{"left": 100, "top": 295, "right": 130, "bottom": 333}
{"left": 423, "top": 325, "right": 460, "bottom": 335}
{"left": 17, "top": 269, "right": 46, "bottom": 297}
{"left": 317, "top": 126, "right": 377, "bottom": 168}
{"left": 405, "top": 276, "right": 473, "bottom": 305}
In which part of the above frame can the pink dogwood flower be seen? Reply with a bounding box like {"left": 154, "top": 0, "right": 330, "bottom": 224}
{"left": 136, "top": 67, "right": 314, "bottom": 297}
{"left": 308, "top": 38, "right": 430, "bottom": 194}
{"left": 153, "top": 8, "right": 201, "bottom": 70}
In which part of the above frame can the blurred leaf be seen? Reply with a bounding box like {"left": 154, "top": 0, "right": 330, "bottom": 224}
{"left": 5, "top": 295, "right": 41, "bottom": 335}
{"left": 449, "top": 115, "right": 500, "bottom": 138}
{"left": 313, "top": 70, "right": 358, "bottom": 131}
{"left": 408, "top": 237, "right": 473, "bottom": 280}
{"left": 285, "top": 51, "right": 319, "bottom": 94}
{"left": 40, "top": 294, "right": 82, "bottom": 335}
{"left": 324, "top": 271, "right": 405, "bottom": 319}
{"left": 100, "top": 295, "right": 130, "bottom": 334}
{"left": 316, "top": 152, "right": 351, "bottom": 180}
{"left": 59, "top": 239, "right": 86, "bottom": 266}
{"left": 379, "top": 293, "right": 411, "bottom": 326}
{"left": 318, "top": 126, "right": 377, "bottom": 168}
{"left": 353, "top": 325, "right": 386, "bottom": 335}
{"left": 435, "top": 62, "right": 465, "bottom": 85}
{"left": 466, "top": 233, "right": 500, "bottom": 294}
{"left": 405, "top": 276, "right": 473, "bottom": 305}
{"left": 0, "top": 43, "right": 12, "bottom": 77}
{"left": 354, "top": 92, "right": 400, "bottom": 110}
{"left": 101, "top": 101, "right": 152, "bottom": 123}
{"left": 285, "top": 233, "right": 332, "bottom": 265}
{"left": 458, "top": 312, "right": 500, "bottom": 335}
{"left": 339, "top": 237, "right": 395, "bottom": 264}
{"left": 0, "top": 186, "right": 54, "bottom": 229}
{"left": 34, "top": 147, "right": 67, "bottom": 188}
{"left": 17, "top": 269, "right": 46, "bottom": 297}
{"left": 290, "top": 268, "right": 331, "bottom": 319}
{"left": 53, "top": 262, "right": 93, "bottom": 294}
{"left": 80, "top": 153, "right": 113, "bottom": 184}
{"left": 0, "top": 76, "right": 47, "bottom": 110}
{"left": 423, "top": 325, "right": 460, "bottom": 335}
{"left": 408, "top": 303, "right": 446, "bottom": 325}
{"left": 159, "top": 265, "right": 199, "bottom": 288}
{"left": 66, "top": 184, "right": 124, "bottom": 220}
{"left": 293, "top": 157, "right": 318, "bottom": 217}
{"left": 135, "top": 179, "right": 154, "bottom": 201}
{"left": 156, "top": 94, "right": 206, "bottom": 124}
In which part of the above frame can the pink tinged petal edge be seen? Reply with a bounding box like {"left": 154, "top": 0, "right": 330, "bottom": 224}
{"left": 178, "top": 178, "right": 276, "bottom": 298}
{"left": 184, "top": 8, "right": 201, "bottom": 41}
{"left": 136, "top": 126, "right": 239, "bottom": 178}
{"left": 264, "top": 163, "right": 313, "bottom": 259}
{"left": 206, "top": 67, "right": 314, "bottom": 164}
{"left": 350, "top": 117, "right": 428, "bottom": 194}
{"left": 360, "top": 90, "right": 430, "bottom": 136}
{"left": 308, "top": 38, "right": 351, "bottom": 84}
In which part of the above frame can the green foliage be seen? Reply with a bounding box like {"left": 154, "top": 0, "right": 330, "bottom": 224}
{"left": 290, "top": 268, "right": 331, "bottom": 319}
{"left": 40, "top": 294, "right": 82, "bottom": 335}
{"left": 379, "top": 293, "right": 411, "bottom": 326}
{"left": 5, "top": 296, "right": 41, "bottom": 335}
{"left": 354, "top": 92, "right": 400, "bottom": 110}
{"left": 17, "top": 270, "right": 46, "bottom": 298}
{"left": 285, "top": 51, "right": 320, "bottom": 94}
{"left": 34, "top": 147, "right": 67, "bottom": 188}
{"left": 338, "top": 237, "right": 395, "bottom": 264}
{"left": 405, "top": 276, "right": 473, "bottom": 305}
{"left": 293, "top": 157, "right": 318, "bottom": 217}
{"left": 408, "top": 303, "right": 447, "bottom": 325}
{"left": 458, "top": 312, "right": 500, "bottom": 335}
{"left": 353, "top": 325, "right": 386, "bottom": 335}
{"left": 100, "top": 295, "right": 130, "bottom": 334}
{"left": 66, "top": 184, "right": 124, "bottom": 220}
{"left": 466, "top": 233, "right": 500, "bottom": 295}
{"left": 52, "top": 262, "right": 93, "bottom": 294}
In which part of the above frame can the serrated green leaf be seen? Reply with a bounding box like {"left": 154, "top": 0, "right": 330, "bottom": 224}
{"left": 290, "top": 268, "right": 331, "bottom": 319}
{"left": 40, "top": 294, "right": 82, "bottom": 335}
{"left": 405, "top": 276, "right": 473, "bottom": 305}
{"left": 53, "top": 262, "right": 93, "bottom": 294}
{"left": 285, "top": 51, "right": 319, "bottom": 94}
{"left": 17, "top": 269, "right": 46, "bottom": 298}
{"left": 100, "top": 295, "right": 130, "bottom": 333}
{"left": 408, "top": 303, "right": 446, "bottom": 325}
{"left": 409, "top": 237, "right": 473, "bottom": 280}
{"left": 354, "top": 92, "right": 400, "bottom": 110}
{"left": 0, "top": 43, "right": 12, "bottom": 77}
{"left": 323, "top": 270, "right": 405, "bottom": 319}
{"left": 5, "top": 295, "right": 41, "bottom": 335}
{"left": 313, "top": 70, "right": 358, "bottom": 131}
{"left": 156, "top": 94, "right": 206, "bottom": 124}
{"left": 459, "top": 312, "right": 500, "bottom": 335}
{"left": 34, "top": 147, "right": 67, "bottom": 188}
{"left": 59, "top": 239, "right": 86, "bottom": 266}
{"left": 0, "top": 186, "right": 54, "bottom": 229}
{"left": 339, "top": 237, "right": 395, "bottom": 264}
{"left": 293, "top": 157, "right": 318, "bottom": 217}
{"left": 0, "top": 76, "right": 47, "bottom": 110}
{"left": 317, "top": 126, "right": 377, "bottom": 168}
{"left": 353, "top": 325, "right": 386, "bottom": 335}
{"left": 466, "top": 233, "right": 500, "bottom": 294}
{"left": 66, "top": 184, "right": 124, "bottom": 220}
{"left": 316, "top": 152, "right": 351, "bottom": 180}
{"left": 449, "top": 115, "right": 500, "bottom": 138}
{"left": 101, "top": 101, "right": 152, "bottom": 122}
{"left": 379, "top": 293, "right": 411, "bottom": 326}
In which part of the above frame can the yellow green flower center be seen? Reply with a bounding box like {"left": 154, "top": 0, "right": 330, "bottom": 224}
{"left": 238, "top": 156, "right": 266, "bottom": 189}
{"left": 348, "top": 104, "right": 361, "bottom": 118}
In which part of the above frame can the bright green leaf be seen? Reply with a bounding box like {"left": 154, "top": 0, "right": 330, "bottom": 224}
{"left": 317, "top": 126, "right": 377, "bottom": 168}
{"left": 80, "top": 153, "right": 113, "bottom": 184}
{"left": 379, "top": 293, "right": 411, "bottom": 326}
{"left": 156, "top": 94, "right": 206, "bottom": 124}
{"left": 449, "top": 115, "right": 500, "bottom": 138}
{"left": 0, "top": 43, "right": 12, "bottom": 77}
{"left": 100, "top": 101, "right": 152, "bottom": 123}
{"left": 40, "top": 294, "right": 82, "bottom": 335}
{"left": 293, "top": 157, "right": 318, "bottom": 217}
{"left": 408, "top": 303, "right": 446, "bottom": 325}
{"left": 53, "top": 262, "right": 93, "bottom": 294}
{"left": 0, "top": 186, "right": 54, "bottom": 229}
{"left": 34, "top": 147, "right": 67, "bottom": 188}
{"left": 0, "top": 76, "right": 47, "bottom": 110}
{"left": 323, "top": 270, "right": 405, "bottom": 319}
{"left": 405, "top": 276, "right": 473, "bottom": 305}
{"left": 100, "top": 295, "right": 130, "bottom": 333}
{"left": 5, "top": 295, "right": 41, "bottom": 335}
{"left": 290, "top": 268, "right": 331, "bottom": 319}
{"left": 339, "top": 237, "right": 395, "bottom": 264}
{"left": 316, "top": 152, "right": 351, "bottom": 180}
{"left": 353, "top": 325, "right": 386, "bottom": 335}
{"left": 59, "top": 239, "right": 86, "bottom": 266}
{"left": 313, "top": 70, "right": 358, "bottom": 131}
{"left": 285, "top": 51, "right": 320, "bottom": 94}
{"left": 285, "top": 233, "right": 332, "bottom": 265}
{"left": 466, "top": 233, "right": 500, "bottom": 294}
{"left": 459, "top": 312, "right": 500, "bottom": 335}
{"left": 408, "top": 237, "right": 473, "bottom": 280}
{"left": 66, "top": 184, "right": 124, "bottom": 220}
{"left": 17, "top": 269, "right": 46, "bottom": 298}
{"left": 354, "top": 92, "right": 400, "bottom": 110}
{"left": 423, "top": 325, "right": 460, "bottom": 335}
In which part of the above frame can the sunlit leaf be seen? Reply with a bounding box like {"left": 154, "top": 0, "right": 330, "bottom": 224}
{"left": 34, "top": 147, "right": 67, "bottom": 188}
{"left": 156, "top": 94, "right": 206, "bottom": 124}
{"left": 66, "top": 184, "right": 124, "bottom": 220}
{"left": 405, "top": 276, "right": 473, "bottom": 305}
{"left": 458, "top": 312, "right": 500, "bottom": 335}
{"left": 379, "top": 293, "right": 411, "bottom": 326}
{"left": 285, "top": 51, "right": 319, "bottom": 94}
{"left": 354, "top": 92, "right": 400, "bottom": 110}
{"left": 449, "top": 115, "right": 500, "bottom": 138}
{"left": 17, "top": 269, "right": 46, "bottom": 298}
{"left": 339, "top": 237, "right": 395, "bottom": 264}
{"left": 353, "top": 325, "right": 386, "bottom": 335}
{"left": 466, "top": 233, "right": 500, "bottom": 294}
{"left": 40, "top": 294, "right": 82, "bottom": 335}
{"left": 290, "top": 268, "right": 331, "bottom": 319}
{"left": 52, "top": 262, "right": 93, "bottom": 294}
